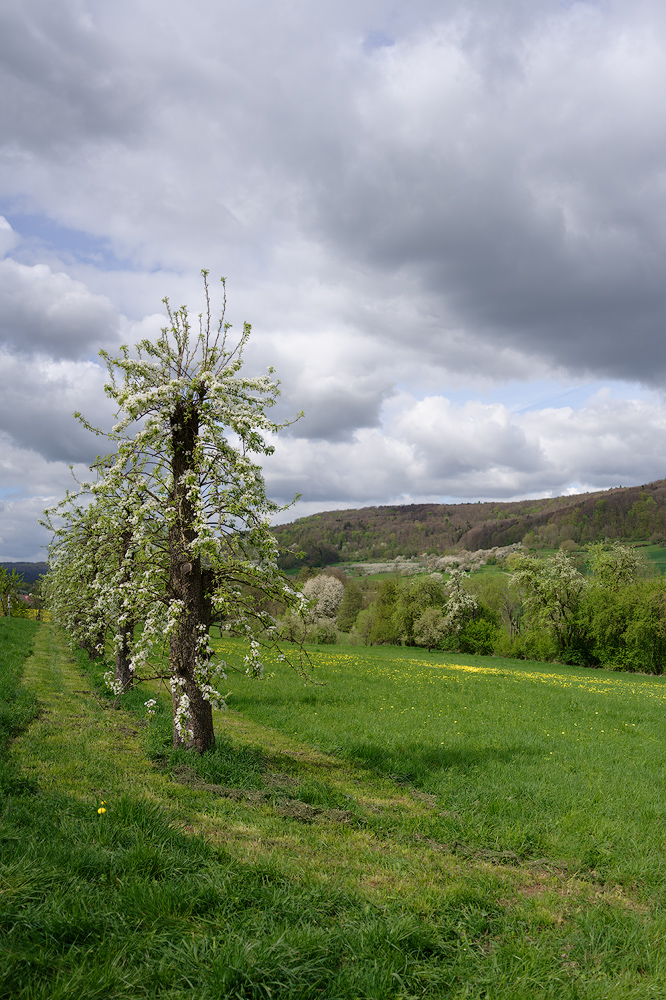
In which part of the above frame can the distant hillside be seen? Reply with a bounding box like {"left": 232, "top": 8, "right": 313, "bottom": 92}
{"left": 0, "top": 562, "right": 48, "bottom": 585}
{"left": 273, "top": 480, "right": 666, "bottom": 568}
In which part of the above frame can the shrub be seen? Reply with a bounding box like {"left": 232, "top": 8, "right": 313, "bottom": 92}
{"left": 307, "top": 617, "right": 339, "bottom": 645}
{"left": 459, "top": 619, "right": 498, "bottom": 656}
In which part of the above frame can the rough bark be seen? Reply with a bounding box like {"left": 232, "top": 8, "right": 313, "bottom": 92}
{"left": 169, "top": 401, "right": 215, "bottom": 752}
{"left": 115, "top": 617, "right": 135, "bottom": 692}
{"left": 114, "top": 529, "right": 135, "bottom": 692}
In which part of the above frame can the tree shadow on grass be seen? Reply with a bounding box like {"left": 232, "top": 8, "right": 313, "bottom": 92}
{"left": 342, "top": 739, "right": 537, "bottom": 786}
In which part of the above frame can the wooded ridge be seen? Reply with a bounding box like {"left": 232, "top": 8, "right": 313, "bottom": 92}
{"left": 0, "top": 562, "right": 48, "bottom": 585}
{"left": 274, "top": 479, "right": 666, "bottom": 568}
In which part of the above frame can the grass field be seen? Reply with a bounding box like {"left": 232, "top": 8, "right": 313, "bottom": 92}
{"left": 220, "top": 641, "right": 666, "bottom": 886}
{"left": 4, "top": 621, "right": 666, "bottom": 997}
{"left": 643, "top": 545, "right": 666, "bottom": 575}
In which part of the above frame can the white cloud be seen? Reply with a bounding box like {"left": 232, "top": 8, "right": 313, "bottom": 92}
{"left": 264, "top": 388, "right": 666, "bottom": 509}
{"left": 0, "top": 215, "right": 19, "bottom": 256}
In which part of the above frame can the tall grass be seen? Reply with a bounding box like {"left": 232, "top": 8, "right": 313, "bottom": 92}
{"left": 0, "top": 618, "right": 39, "bottom": 794}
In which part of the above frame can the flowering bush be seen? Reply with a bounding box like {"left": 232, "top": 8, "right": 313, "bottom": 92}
{"left": 302, "top": 574, "right": 345, "bottom": 621}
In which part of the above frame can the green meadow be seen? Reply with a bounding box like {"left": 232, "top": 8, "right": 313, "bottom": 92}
{"left": 4, "top": 620, "right": 666, "bottom": 998}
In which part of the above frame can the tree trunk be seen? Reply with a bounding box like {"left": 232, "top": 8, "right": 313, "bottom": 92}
{"left": 114, "top": 530, "right": 135, "bottom": 693}
{"left": 81, "top": 625, "right": 106, "bottom": 660}
{"left": 169, "top": 401, "right": 215, "bottom": 753}
{"left": 115, "top": 617, "right": 135, "bottom": 693}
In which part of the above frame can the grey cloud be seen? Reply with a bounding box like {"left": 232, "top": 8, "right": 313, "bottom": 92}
{"left": 0, "top": 216, "right": 19, "bottom": 256}
{"left": 295, "top": 4, "right": 666, "bottom": 384}
{"left": 278, "top": 373, "right": 389, "bottom": 442}
{"left": 0, "top": 429, "right": 98, "bottom": 560}
{"left": 0, "top": 0, "right": 151, "bottom": 151}
{"left": 0, "top": 351, "right": 113, "bottom": 463}
{"left": 0, "top": 495, "right": 54, "bottom": 561}
{"left": 11, "top": 0, "right": 659, "bottom": 394}
{"left": 0, "top": 259, "right": 119, "bottom": 357}
{"left": 4, "top": 0, "right": 666, "bottom": 558}
{"left": 286, "top": 391, "right": 381, "bottom": 442}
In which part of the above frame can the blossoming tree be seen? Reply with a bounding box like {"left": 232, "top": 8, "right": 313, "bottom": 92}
{"left": 42, "top": 475, "right": 153, "bottom": 691}
{"left": 45, "top": 273, "right": 304, "bottom": 753}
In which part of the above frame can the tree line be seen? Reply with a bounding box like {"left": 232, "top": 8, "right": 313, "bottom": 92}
{"left": 290, "top": 542, "right": 666, "bottom": 674}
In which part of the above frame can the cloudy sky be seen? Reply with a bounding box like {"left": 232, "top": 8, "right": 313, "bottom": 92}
{"left": 2, "top": 0, "right": 666, "bottom": 560}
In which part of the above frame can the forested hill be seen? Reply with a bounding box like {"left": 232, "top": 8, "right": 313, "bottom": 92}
{"left": 0, "top": 562, "right": 48, "bottom": 585}
{"left": 273, "top": 479, "right": 666, "bottom": 568}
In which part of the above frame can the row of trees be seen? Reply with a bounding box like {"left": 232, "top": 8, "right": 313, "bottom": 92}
{"left": 293, "top": 542, "right": 666, "bottom": 674}
{"left": 43, "top": 274, "right": 307, "bottom": 754}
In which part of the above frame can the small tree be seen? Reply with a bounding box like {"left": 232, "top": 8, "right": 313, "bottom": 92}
{"left": 45, "top": 273, "right": 305, "bottom": 753}
{"left": 43, "top": 479, "right": 153, "bottom": 691}
{"left": 369, "top": 578, "right": 401, "bottom": 645}
{"left": 443, "top": 568, "right": 478, "bottom": 651}
{"left": 337, "top": 579, "right": 364, "bottom": 632}
{"left": 394, "top": 576, "right": 446, "bottom": 645}
{"left": 512, "top": 550, "right": 587, "bottom": 662}
{"left": 302, "top": 574, "right": 345, "bottom": 622}
{"left": 587, "top": 541, "right": 645, "bottom": 591}
{"left": 413, "top": 606, "right": 447, "bottom": 652}
{"left": 0, "top": 567, "right": 29, "bottom": 618}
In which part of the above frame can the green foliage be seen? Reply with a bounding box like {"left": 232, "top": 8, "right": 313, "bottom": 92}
{"left": 393, "top": 576, "right": 445, "bottom": 645}
{"left": 368, "top": 578, "right": 401, "bottom": 645}
{"left": 511, "top": 550, "right": 588, "bottom": 661}
{"left": 350, "top": 607, "right": 374, "bottom": 645}
{"left": 413, "top": 606, "right": 448, "bottom": 651}
{"left": 492, "top": 625, "right": 558, "bottom": 662}
{"left": 312, "top": 540, "right": 666, "bottom": 673}
{"left": 442, "top": 568, "right": 478, "bottom": 648}
{"left": 458, "top": 617, "right": 498, "bottom": 655}
{"left": 308, "top": 617, "right": 339, "bottom": 645}
{"left": 583, "top": 580, "right": 666, "bottom": 673}
{"left": 587, "top": 540, "right": 646, "bottom": 590}
{"left": 336, "top": 579, "right": 364, "bottom": 632}
{"left": 280, "top": 613, "right": 339, "bottom": 645}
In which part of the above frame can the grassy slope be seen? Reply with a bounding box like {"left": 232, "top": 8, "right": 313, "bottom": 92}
{"left": 3, "top": 624, "right": 666, "bottom": 996}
